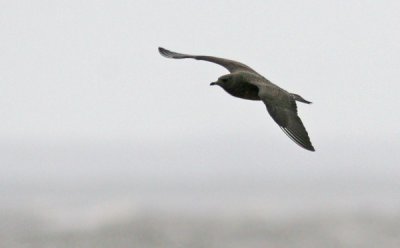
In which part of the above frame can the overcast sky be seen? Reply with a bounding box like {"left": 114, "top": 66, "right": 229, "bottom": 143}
{"left": 1, "top": 1, "right": 400, "bottom": 194}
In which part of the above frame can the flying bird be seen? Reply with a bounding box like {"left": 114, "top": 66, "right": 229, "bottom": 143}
{"left": 158, "top": 47, "right": 315, "bottom": 151}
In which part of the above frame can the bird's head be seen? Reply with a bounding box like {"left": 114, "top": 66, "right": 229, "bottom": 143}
{"left": 210, "top": 74, "right": 233, "bottom": 87}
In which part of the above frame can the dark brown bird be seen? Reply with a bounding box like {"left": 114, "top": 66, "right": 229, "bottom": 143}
{"left": 159, "top": 47, "right": 315, "bottom": 151}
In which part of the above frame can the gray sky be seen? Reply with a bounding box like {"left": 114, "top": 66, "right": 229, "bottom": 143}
{"left": 1, "top": 0, "right": 399, "bottom": 141}
{"left": 1, "top": 1, "right": 400, "bottom": 193}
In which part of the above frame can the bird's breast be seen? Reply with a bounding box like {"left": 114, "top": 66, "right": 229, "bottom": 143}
{"left": 222, "top": 81, "right": 261, "bottom": 101}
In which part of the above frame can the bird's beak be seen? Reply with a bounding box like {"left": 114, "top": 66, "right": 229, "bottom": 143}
{"left": 210, "top": 82, "right": 217, "bottom": 86}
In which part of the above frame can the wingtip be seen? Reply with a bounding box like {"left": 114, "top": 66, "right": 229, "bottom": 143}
{"left": 158, "top": 47, "right": 173, "bottom": 58}
{"left": 280, "top": 127, "right": 315, "bottom": 152}
{"left": 302, "top": 141, "right": 315, "bottom": 152}
{"left": 158, "top": 46, "right": 166, "bottom": 55}
{"left": 305, "top": 142, "right": 315, "bottom": 152}
{"left": 300, "top": 143, "right": 315, "bottom": 152}
{"left": 298, "top": 142, "right": 316, "bottom": 152}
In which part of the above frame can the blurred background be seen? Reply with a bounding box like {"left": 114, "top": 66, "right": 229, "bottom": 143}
{"left": 1, "top": 1, "right": 400, "bottom": 247}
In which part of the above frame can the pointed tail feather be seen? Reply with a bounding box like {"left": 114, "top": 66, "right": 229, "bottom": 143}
{"left": 291, "top": 93, "right": 312, "bottom": 104}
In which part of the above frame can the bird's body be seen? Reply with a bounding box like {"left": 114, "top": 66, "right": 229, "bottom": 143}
{"left": 158, "top": 47, "right": 315, "bottom": 151}
{"left": 217, "top": 72, "right": 262, "bottom": 100}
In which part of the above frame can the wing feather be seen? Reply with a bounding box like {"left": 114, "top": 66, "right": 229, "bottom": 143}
{"left": 158, "top": 47, "right": 258, "bottom": 74}
{"left": 265, "top": 102, "right": 315, "bottom": 151}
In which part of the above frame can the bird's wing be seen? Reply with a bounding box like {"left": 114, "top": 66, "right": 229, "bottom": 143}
{"left": 263, "top": 99, "right": 315, "bottom": 151}
{"left": 159, "top": 47, "right": 258, "bottom": 74}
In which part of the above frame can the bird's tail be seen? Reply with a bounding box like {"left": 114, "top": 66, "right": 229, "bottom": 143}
{"left": 291, "top": 93, "right": 312, "bottom": 104}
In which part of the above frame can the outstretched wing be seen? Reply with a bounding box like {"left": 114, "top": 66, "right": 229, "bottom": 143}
{"left": 264, "top": 101, "right": 315, "bottom": 151}
{"left": 159, "top": 47, "right": 258, "bottom": 74}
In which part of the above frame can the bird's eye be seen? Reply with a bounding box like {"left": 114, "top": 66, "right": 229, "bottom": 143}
{"left": 222, "top": 78, "right": 228, "bottom": 82}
